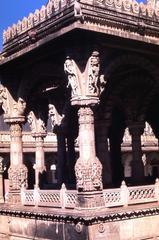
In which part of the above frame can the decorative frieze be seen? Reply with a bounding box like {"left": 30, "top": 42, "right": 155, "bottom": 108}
{"left": 94, "top": 0, "right": 159, "bottom": 18}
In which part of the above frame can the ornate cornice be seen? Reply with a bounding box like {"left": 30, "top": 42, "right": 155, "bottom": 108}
{"left": 1, "top": 205, "right": 159, "bottom": 224}
{"left": 1, "top": 0, "right": 159, "bottom": 59}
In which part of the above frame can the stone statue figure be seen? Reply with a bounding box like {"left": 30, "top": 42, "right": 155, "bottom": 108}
{"left": 64, "top": 57, "right": 80, "bottom": 97}
{"left": 0, "top": 84, "right": 26, "bottom": 118}
{"left": 27, "top": 111, "right": 46, "bottom": 135}
{"left": 48, "top": 104, "right": 64, "bottom": 128}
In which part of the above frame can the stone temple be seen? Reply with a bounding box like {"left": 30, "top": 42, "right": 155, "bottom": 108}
{"left": 0, "top": 0, "right": 159, "bottom": 239}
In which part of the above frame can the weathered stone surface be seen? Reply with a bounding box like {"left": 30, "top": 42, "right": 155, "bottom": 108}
{"left": 1, "top": 212, "right": 159, "bottom": 239}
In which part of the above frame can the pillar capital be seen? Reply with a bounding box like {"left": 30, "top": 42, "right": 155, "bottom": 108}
{"left": 64, "top": 51, "right": 106, "bottom": 106}
{"left": 128, "top": 122, "right": 145, "bottom": 136}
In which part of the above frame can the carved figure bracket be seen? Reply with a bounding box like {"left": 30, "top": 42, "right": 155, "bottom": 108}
{"left": 28, "top": 111, "right": 47, "bottom": 136}
{"left": 64, "top": 51, "right": 106, "bottom": 106}
{"left": 0, "top": 84, "right": 26, "bottom": 119}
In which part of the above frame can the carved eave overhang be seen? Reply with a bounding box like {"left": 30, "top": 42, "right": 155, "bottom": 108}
{"left": 80, "top": 1, "right": 159, "bottom": 45}
{"left": 1, "top": 0, "right": 159, "bottom": 64}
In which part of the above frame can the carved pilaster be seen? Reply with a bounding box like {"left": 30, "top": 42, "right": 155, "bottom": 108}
{"left": 64, "top": 51, "right": 106, "bottom": 209}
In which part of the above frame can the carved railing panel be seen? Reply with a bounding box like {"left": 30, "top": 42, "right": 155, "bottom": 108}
{"left": 21, "top": 181, "right": 159, "bottom": 208}
{"left": 128, "top": 185, "right": 156, "bottom": 204}
{"left": 103, "top": 188, "right": 122, "bottom": 207}
{"left": 65, "top": 190, "right": 77, "bottom": 208}
{"left": 38, "top": 190, "right": 61, "bottom": 208}
{"left": 21, "top": 189, "right": 34, "bottom": 206}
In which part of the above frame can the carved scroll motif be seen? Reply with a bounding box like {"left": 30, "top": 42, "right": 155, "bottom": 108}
{"left": 0, "top": 84, "right": 26, "bottom": 118}
{"left": 28, "top": 111, "right": 46, "bottom": 135}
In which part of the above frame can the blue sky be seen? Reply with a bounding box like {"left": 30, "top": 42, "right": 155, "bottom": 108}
{"left": 0, "top": 0, "right": 48, "bottom": 51}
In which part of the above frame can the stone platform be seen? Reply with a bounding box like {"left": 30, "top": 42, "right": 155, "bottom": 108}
{"left": 0, "top": 203, "right": 159, "bottom": 239}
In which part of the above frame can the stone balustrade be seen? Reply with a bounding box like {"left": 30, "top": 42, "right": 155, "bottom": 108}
{"left": 21, "top": 180, "right": 159, "bottom": 209}
{"left": 21, "top": 183, "right": 77, "bottom": 209}
{"left": 3, "top": 0, "right": 159, "bottom": 45}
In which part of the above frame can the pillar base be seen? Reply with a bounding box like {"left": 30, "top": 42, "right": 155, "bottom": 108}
{"left": 7, "top": 191, "right": 21, "bottom": 204}
{"left": 76, "top": 190, "right": 105, "bottom": 209}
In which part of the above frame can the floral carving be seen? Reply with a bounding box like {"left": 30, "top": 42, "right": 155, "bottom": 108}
{"left": 75, "top": 157, "right": 103, "bottom": 191}
{"left": 8, "top": 165, "right": 28, "bottom": 191}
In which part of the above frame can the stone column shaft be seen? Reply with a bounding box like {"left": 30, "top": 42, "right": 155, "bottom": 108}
{"left": 0, "top": 158, "right": 4, "bottom": 203}
{"left": 96, "top": 121, "right": 112, "bottom": 186}
{"left": 75, "top": 107, "right": 104, "bottom": 208}
{"left": 129, "top": 124, "right": 144, "bottom": 183}
{"left": 34, "top": 136, "right": 46, "bottom": 188}
{"left": 56, "top": 133, "right": 66, "bottom": 186}
{"left": 10, "top": 123, "right": 23, "bottom": 166}
{"left": 78, "top": 107, "right": 96, "bottom": 163}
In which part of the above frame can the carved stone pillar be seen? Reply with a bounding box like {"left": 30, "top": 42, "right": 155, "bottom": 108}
{"left": 48, "top": 104, "right": 68, "bottom": 186}
{"left": 5, "top": 117, "right": 28, "bottom": 203}
{"left": 64, "top": 51, "right": 106, "bottom": 209}
{"left": 0, "top": 84, "right": 27, "bottom": 203}
{"left": 28, "top": 111, "right": 47, "bottom": 189}
{"left": 33, "top": 135, "right": 46, "bottom": 189}
{"left": 0, "top": 157, "right": 4, "bottom": 203}
{"left": 75, "top": 107, "right": 104, "bottom": 208}
{"left": 129, "top": 123, "right": 145, "bottom": 184}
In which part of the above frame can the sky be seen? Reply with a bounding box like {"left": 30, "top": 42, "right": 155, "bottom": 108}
{"left": 0, "top": 0, "right": 48, "bottom": 51}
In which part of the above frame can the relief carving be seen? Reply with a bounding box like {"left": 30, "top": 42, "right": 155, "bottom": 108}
{"left": 64, "top": 57, "right": 80, "bottom": 97}
{"left": 64, "top": 51, "right": 106, "bottom": 102}
{"left": 8, "top": 165, "right": 28, "bottom": 191}
{"left": 75, "top": 157, "right": 103, "bottom": 191}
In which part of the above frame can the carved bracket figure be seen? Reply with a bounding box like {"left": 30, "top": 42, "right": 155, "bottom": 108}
{"left": 27, "top": 111, "right": 47, "bottom": 136}
{"left": 64, "top": 51, "right": 106, "bottom": 106}
{"left": 0, "top": 84, "right": 26, "bottom": 118}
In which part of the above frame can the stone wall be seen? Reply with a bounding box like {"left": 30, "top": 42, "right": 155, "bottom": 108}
{"left": 1, "top": 212, "right": 159, "bottom": 240}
